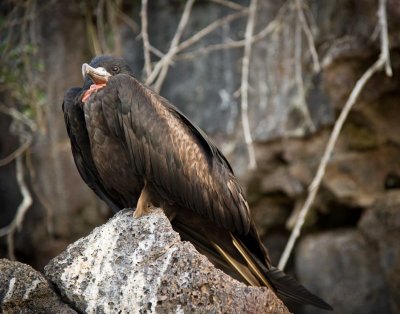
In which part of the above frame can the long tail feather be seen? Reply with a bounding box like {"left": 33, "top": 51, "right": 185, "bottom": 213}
{"left": 267, "top": 267, "right": 333, "bottom": 310}
{"left": 231, "top": 236, "right": 273, "bottom": 289}
{"left": 170, "top": 210, "right": 332, "bottom": 311}
{"left": 231, "top": 234, "right": 332, "bottom": 310}
{"left": 212, "top": 242, "right": 260, "bottom": 286}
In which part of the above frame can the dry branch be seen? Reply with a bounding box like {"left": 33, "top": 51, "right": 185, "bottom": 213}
{"left": 148, "top": 44, "right": 165, "bottom": 58}
{"left": 209, "top": 0, "right": 246, "bottom": 11}
{"left": 146, "top": 2, "right": 246, "bottom": 88}
{"left": 240, "top": 0, "right": 258, "bottom": 169}
{"left": 153, "top": 0, "right": 195, "bottom": 92}
{"left": 0, "top": 106, "right": 36, "bottom": 260}
{"left": 378, "top": 0, "right": 392, "bottom": 76}
{"left": 0, "top": 137, "right": 32, "bottom": 167}
{"left": 140, "top": 0, "right": 152, "bottom": 78}
{"left": 176, "top": 9, "right": 248, "bottom": 53}
{"left": 0, "top": 101, "right": 35, "bottom": 168}
{"left": 0, "top": 106, "right": 37, "bottom": 133}
{"left": 26, "top": 151, "right": 55, "bottom": 236}
{"left": 85, "top": 10, "right": 102, "bottom": 55}
{"left": 106, "top": 0, "right": 123, "bottom": 56}
{"left": 292, "top": 6, "right": 315, "bottom": 134}
{"left": 118, "top": 11, "right": 139, "bottom": 33}
{"left": 295, "top": 0, "right": 320, "bottom": 73}
{"left": 0, "top": 156, "right": 33, "bottom": 260}
{"left": 96, "top": 0, "right": 109, "bottom": 54}
{"left": 176, "top": 1, "right": 288, "bottom": 60}
{"left": 278, "top": 0, "right": 393, "bottom": 270}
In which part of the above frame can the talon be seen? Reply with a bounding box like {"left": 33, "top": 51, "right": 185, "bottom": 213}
{"left": 133, "top": 183, "right": 152, "bottom": 218}
{"left": 133, "top": 208, "right": 145, "bottom": 219}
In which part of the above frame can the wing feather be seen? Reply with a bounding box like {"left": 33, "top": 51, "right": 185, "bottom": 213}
{"left": 62, "top": 87, "right": 121, "bottom": 213}
{"left": 106, "top": 75, "right": 251, "bottom": 234}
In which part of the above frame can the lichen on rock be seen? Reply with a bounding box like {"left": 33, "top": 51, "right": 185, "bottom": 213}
{"left": 44, "top": 209, "right": 289, "bottom": 313}
{"left": 0, "top": 258, "right": 76, "bottom": 314}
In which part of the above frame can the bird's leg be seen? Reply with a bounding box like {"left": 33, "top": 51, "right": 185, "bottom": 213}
{"left": 133, "top": 183, "right": 153, "bottom": 218}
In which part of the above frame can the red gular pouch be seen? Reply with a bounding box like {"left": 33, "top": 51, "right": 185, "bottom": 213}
{"left": 82, "top": 83, "right": 107, "bottom": 103}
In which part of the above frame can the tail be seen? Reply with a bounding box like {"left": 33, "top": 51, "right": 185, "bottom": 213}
{"left": 170, "top": 211, "right": 332, "bottom": 310}
{"left": 230, "top": 235, "right": 333, "bottom": 311}
{"left": 267, "top": 267, "right": 332, "bottom": 310}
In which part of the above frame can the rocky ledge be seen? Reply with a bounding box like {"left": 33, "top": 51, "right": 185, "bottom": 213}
{"left": 1, "top": 209, "right": 289, "bottom": 313}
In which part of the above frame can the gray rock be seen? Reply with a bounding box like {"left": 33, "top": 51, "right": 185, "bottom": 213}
{"left": 359, "top": 191, "right": 400, "bottom": 314}
{"left": 44, "top": 209, "right": 289, "bottom": 314}
{"left": 295, "top": 230, "right": 390, "bottom": 314}
{"left": 0, "top": 258, "right": 76, "bottom": 314}
{"left": 322, "top": 146, "right": 400, "bottom": 208}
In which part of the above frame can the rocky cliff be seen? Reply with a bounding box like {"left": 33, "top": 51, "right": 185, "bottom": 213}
{"left": 1, "top": 1, "right": 399, "bottom": 313}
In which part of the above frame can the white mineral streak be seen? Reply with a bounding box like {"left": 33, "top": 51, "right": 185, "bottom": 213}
{"left": 121, "top": 219, "right": 178, "bottom": 313}
{"left": 58, "top": 211, "right": 179, "bottom": 313}
{"left": 23, "top": 278, "right": 42, "bottom": 300}
{"left": 60, "top": 218, "right": 120, "bottom": 313}
{"left": 120, "top": 220, "right": 157, "bottom": 312}
{"left": 3, "top": 277, "right": 16, "bottom": 302}
{"left": 44, "top": 210, "right": 288, "bottom": 313}
{"left": 176, "top": 304, "right": 185, "bottom": 314}
{"left": 150, "top": 246, "right": 177, "bottom": 313}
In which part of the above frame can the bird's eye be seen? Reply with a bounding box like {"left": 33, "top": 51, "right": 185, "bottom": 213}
{"left": 112, "top": 65, "right": 120, "bottom": 73}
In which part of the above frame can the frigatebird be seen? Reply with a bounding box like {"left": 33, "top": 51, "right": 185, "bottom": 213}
{"left": 63, "top": 55, "right": 332, "bottom": 310}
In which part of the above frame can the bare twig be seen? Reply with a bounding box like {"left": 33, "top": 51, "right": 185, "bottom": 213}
{"left": 118, "top": 11, "right": 139, "bottom": 33}
{"left": 107, "top": 0, "right": 123, "bottom": 56}
{"left": 141, "top": 0, "right": 152, "bottom": 77}
{"left": 292, "top": 7, "right": 315, "bottom": 134}
{"left": 295, "top": 0, "right": 320, "bottom": 73}
{"left": 146, "top": 6, "right": 248, "bottom": 86}
{"left": 148, "top": 0, "right": 195, "bottom": 92}
{"left": 26, "top": 150, "right": 54, "bottom": 236}
{"left": 378, "top": 0, "right": 392, "bottom": 76}
{"left": 149, "top": 44, "right": 165, "bottom": 58}
{"left": 0, "top": 106, "right": 37, "bottom": 132}
{"left": 0, "top": 156, "right": 33, "bottom": 260}
{"left": 176, "top": 1, "right": 289, "bottom": 60}
{"left": 96, "top": 0, "right": 109, "bottom": 53}
{"left": 177, "top": 40, "right": 244, "bottom": 60}
{"left": 240, "top": 0, "right": 258, "bottom": 170}
{"left": 176, "top": 9, "right": 248, "bottom": 54}
{"left": 0, "top": 136, "right": 32, "bottom": 167}
{"left": 209, "top": 0, "right": 246, "bottom": 11}
{"left": 278, "top": 0, "right": 392, "bottom": 270}
{"left": 0, "top": 105, "right": 36, "bottom": 259}
{"left": 85, "top": 8, "right": 102, "bottom": 55}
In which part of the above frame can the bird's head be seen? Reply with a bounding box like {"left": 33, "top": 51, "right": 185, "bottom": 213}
{"left": 82, "top": 55, "right": 133, "bottom": 86}
{"left": 81, "top": 55, "right": 133, "bottom": 103}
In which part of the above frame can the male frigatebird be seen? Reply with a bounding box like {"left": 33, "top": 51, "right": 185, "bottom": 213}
{"left": 63, "top": 55, "right": 332, "bottom": 310}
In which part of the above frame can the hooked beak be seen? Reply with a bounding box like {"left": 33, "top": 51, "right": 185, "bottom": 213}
{"left": 82, "top": 63, "right": 111, "bottom": 84}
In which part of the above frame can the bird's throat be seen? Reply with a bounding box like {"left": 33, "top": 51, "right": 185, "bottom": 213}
{"left": 82, "top": 83, "right": 107, "bottom": 103}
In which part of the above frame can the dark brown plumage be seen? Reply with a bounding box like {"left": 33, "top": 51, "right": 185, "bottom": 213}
{"left": 63, "top": 55, "right": 332, "bottom": 310}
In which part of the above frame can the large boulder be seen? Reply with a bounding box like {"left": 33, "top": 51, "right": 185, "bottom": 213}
{"left": 44, "top": 209, "right": 289, "bottom": 313}
{"left": 295, "top": 230, "right": 390, "bottom": 314}
{"left": 0, "top": 259, "right": 75, "bottom": 314}
{"left": 295, "top": 191, "right": 400, "bottom": 314}
{"left": 358, "top": 191, "right": 400, "bottom": 313}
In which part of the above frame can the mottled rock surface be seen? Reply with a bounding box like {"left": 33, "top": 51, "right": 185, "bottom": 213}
{"left": 296, "top": 230, "right": 390, "bottom": 314}
{"left": 359, "top": 192, "right": 400, "bottom": 314}
{"left": 0, "top": 259, "right": 76, "bottom": 314}
{"left": 295, "top": 191, "right": 400, "bottom": 314}
{"left": 44, "top": 209, "right": 289, "bottom": 314}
